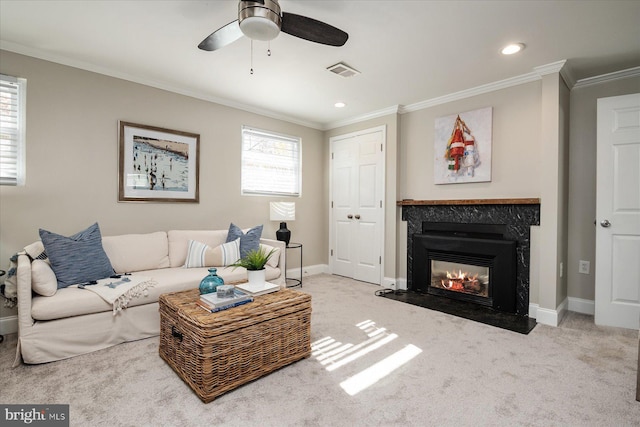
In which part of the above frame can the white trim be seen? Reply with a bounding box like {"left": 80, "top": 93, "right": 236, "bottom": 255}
{"left": 529, "top": 298, "right": 568, "bottom": 327}
{"left": 567, "top": 297, "right": 595, "bottom": 315}
{"left": 533, "top": 60, "right": 568, "bottom": 77}
{"left": 400, "top": 72, "right": 542, "bottom": 114}
{"left": 323, "top": 106, "right": 400, "bottom": 131}
{"left": 288, "top": 264, "right": 329, "bottom": 279}
{"left": 573, "top": 66, "right": 640, "bottom": 89}
{"left": 0, "top": 315, "right": 18, "bottom": 336}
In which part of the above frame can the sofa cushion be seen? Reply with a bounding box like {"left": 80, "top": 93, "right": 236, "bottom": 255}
{"left": 183, "top": 238, "right": 240, "bottom": 268}
{"left": 167, "top": 230, "right": 228, "bottom": 267}
{"left": 31, "top": 259, "right": 57, "bottom": 296}
{"left": 102, "top": 231, "right": 170, "bottom": 273}
{"left": 226, "top": 223, "right": 263, "bottom": 258}
{"left": 39, "top": 223, "right": 115, "bottom": 288}
{"left": 260, "top": 243, "right": 281, "bottom": 268}
{"left": 30, "top": 265, "right": 281, "bottom": 320}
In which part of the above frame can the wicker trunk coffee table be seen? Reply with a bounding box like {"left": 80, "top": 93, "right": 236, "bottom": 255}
{"left": 159, "top": 288, "right": 311, "bottom": 403}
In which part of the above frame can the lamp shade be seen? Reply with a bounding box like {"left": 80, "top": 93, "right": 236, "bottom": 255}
{"left": 270, "top": 202, "right": 295, "bottom": 221}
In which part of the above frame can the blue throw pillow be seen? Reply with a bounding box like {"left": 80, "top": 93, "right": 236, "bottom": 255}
{"left": 39, "top": 223, "right": 115, "bottom": 288}
{"left": 226, "top": 223, "right": 263, "bottom": 258}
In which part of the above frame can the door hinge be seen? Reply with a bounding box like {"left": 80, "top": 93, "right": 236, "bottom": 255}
{"left": 331, "top": 152, "right": 334, "bottom": 159}
{"left": 331, "top": 249, "right": 334, "bottom": 256}
{"left": 381, "top": 144, "right": 383, "bottom": 152}
{"left": 379, "top": 256, "right": 382, "bottom": 264}
{"left": 331, "top": 201, "right": 334, "bottom": 208}
{"left": 380, "top": 200, "right": 382, "bottom": 208}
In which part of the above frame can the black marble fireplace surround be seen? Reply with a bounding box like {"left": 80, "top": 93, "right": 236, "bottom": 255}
{"left": 400, "top": 199, "right": 540, "bottom": 320}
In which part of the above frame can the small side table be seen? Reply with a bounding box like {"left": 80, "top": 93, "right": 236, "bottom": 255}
{"left": 285, "top": 242, "right": 302, "bottom": 288}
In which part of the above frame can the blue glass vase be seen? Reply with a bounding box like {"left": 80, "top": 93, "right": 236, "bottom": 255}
{"left": 199, "top": 267, "right": 224, "bottom": 295}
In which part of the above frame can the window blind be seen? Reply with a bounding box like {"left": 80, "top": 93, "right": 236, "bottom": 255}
{"left": 0, "top": 74, "right": 26, "bottom": 186}
{"left": 241, "top": 126, "right": 301, "bottom": 197}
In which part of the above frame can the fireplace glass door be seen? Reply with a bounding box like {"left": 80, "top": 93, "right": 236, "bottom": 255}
{"left": 430, "top": 260, "right": 489, "bottom": 298}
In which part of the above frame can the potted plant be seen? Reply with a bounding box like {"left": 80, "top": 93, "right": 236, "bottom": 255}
{"left": 230, "top": 247, "right": 276, "bottom": 285}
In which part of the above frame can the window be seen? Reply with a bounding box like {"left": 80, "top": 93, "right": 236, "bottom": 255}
{"left": 0, "top": 74, "right": 26, "bottom": 186}
{"left": 241, "top": 126, "right": 301, "bottom": 197}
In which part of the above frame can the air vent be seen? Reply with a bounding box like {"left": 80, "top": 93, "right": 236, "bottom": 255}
{"left": 327, "top": 62, "right": 360, "bottom": 78}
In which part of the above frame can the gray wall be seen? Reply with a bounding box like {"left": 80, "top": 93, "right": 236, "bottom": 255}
{"left": 0, "top": 50, "right": 327, "bottom": 320}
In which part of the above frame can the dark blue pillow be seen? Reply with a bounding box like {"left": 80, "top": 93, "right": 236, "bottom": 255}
{"left": 39, "top": 223, "right": 115, "bottom": 288}
{"left": 226, "top": 223, "right": 263, "bottom": 258}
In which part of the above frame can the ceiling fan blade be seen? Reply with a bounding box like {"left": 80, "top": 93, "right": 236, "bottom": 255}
{"left": 281, "top": 12, "right": 348, "bottom": 47}
{"left": 198, "top": 20, "right": 243, "bottom": 51}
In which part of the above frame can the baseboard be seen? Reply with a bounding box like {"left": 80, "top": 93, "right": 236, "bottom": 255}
{"left": 0, "top": 315, "right": 18, "bottom": 336}
{"left": 530, "top": 298, "right": 568, "bottom": 327}
{"left": 380, "top": 277, "right": 407, "bottom": 290}
{"left": 288, "top": 264, "right": 328, "bottom": 279}
{"left": 568, "top": 297, "right": 595, "bottom": 315}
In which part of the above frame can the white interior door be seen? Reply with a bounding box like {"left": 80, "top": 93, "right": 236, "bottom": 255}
{"left": 330, "top": 126, "right": 385, "bottom": 284}
{"left": 595, "top": 93, "right": 640, "bottom": 330}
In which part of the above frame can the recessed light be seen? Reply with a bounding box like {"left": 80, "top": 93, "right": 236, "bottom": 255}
{"left": 501, "top": 43, "right": 525, "bottom": 55}
{"left": 334, "top": 102, "right": 346, "bottom": 108}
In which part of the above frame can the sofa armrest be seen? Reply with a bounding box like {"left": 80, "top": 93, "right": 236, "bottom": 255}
{"left": 16, "top": 253, "right": 34, "bottom": 331}
{"left": 260, "top": 238, "right": 286, "bottom": 287}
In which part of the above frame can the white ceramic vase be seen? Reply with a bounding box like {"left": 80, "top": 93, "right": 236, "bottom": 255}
{"left": 247, "top": 269, "right": 266, "bottom": 286}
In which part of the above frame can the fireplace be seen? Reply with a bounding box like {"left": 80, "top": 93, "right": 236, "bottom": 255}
{"left": 381, "top": 199, "right": 539, "bottom": 333}
{"left": 412, "top": 222, "right": 517, "bottom": 313}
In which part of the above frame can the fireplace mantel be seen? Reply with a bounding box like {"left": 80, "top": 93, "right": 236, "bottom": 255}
{"left": 397, "top": 198, "right": 540, "bottom": 206}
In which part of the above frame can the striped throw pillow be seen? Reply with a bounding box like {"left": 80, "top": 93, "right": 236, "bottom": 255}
{"left": 183, "top": 238, "right": 241, "bottom": 268}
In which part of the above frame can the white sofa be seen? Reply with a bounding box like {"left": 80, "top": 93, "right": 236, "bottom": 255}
{"left": 13, "top": 229, "right": 285, "bottom": 365}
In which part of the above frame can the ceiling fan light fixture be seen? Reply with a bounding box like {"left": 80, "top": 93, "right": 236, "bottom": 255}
{"left": 240, "top": 17, "right": 280, "bottom": 41}
{"left": 239, "top": 0, "right": 282, "bottom": 41}
{"left": 501, "top": 43, "right": 525, "bottom": 55}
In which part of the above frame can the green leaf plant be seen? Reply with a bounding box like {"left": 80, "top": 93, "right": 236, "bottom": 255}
{"left": 229, "top": 247, "right": 276, "bottom": 271}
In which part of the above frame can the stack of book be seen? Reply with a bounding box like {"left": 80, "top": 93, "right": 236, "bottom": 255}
{"left": 197, "top": 288, "right": 253, "bottom": 313}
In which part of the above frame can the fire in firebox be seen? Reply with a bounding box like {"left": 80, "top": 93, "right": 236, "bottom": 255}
{"left": 431, "top": 268, "right": 489, "bottom": 297}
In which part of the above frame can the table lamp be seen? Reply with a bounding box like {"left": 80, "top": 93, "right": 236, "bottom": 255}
{"left": 270, "top": 202, "right": 295, "bottom": 246}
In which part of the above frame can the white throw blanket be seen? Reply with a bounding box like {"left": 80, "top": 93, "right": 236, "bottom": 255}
{"left": 79, "top": 275, "right": 156, "bottom": 315}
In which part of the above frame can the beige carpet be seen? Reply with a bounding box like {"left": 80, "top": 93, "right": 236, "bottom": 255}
{"left": 2, "top": 274, "right": 639, "bottom": 426}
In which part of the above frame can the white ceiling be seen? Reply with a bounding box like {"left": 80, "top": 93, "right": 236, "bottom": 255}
{"left": 1, "top": 1, "right": 639, "bottom": 129}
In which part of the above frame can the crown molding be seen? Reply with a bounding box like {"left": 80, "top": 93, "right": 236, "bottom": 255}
{"left": 400, "top": 71, "right": 542, "bottom": 114}
{"left": 0, "top": 41, "right": 324, "bottom": 130}
{"left": 533, "top": 60, "right": 567, "bottom": 76}
{"left": 329, "top": 60, "right": 572, "bottom": 129}
{"left": 534, "top": 60, "right": 575, "bottom": 89}
{"left": 322, "top": 105, "right": 400, "bottom": 131}
{"left": 573, "top": 66, "right": 640, "bottom": 89}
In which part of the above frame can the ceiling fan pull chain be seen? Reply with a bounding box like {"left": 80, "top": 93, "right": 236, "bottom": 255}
{"left": 250, "top": 40, "right": 254, "bottom": 75}
{"left": 267, "top": 41, "right": 271, "bottom": 57}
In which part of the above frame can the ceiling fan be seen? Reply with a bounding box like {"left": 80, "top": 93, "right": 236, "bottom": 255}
{"left": 198, "top": 0, "right": 349, "bottom": 51}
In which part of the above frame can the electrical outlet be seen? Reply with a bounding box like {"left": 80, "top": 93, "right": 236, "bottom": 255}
{"left": 579, "top": 260, "right": 590, "bottom": 274}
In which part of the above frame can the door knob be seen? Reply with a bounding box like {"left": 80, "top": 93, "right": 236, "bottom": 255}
{"left": 347, "top": 214, "right": 353, "bottom": 219}
{"left": 600, "top": 219, "right": 611, "bottom": 227}
{"left": 355, "top": 214, "right": 361, "bottom": 220}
